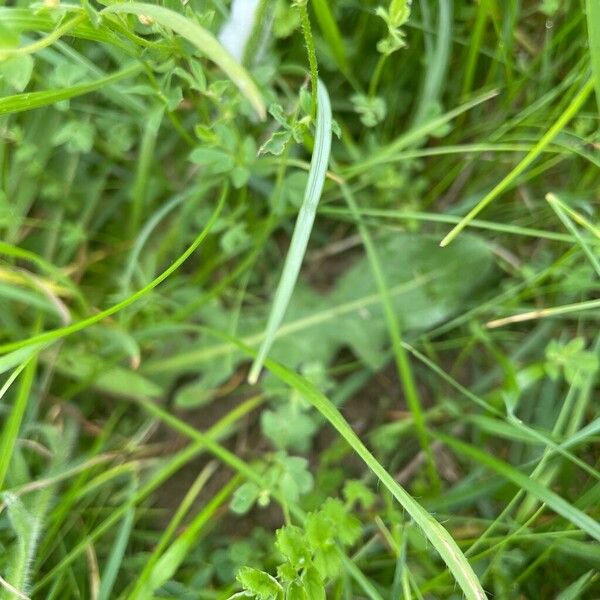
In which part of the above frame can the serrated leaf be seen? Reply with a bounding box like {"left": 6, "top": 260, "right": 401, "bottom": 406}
{"left": 343, "top": 480, "right": 375, "bottom": 510}
{"left": 148, "top": 232, "right": 495, "bottom": 390}
{"left": 301, "top": 566, "right": 325, "bottom": 600}
{"left": 275, "top": 526, "right": 310, "bottom": 569}
{"left": 259, "top": 130, "right": 292, "bottom": 156}
{"left": 237, "top": 567, "right": 283, "bottom": 600}
{"left": 321, "top": 498, "right": 362, "bottom": 546}
{"left": 261, "top": 405, "right": 318, "bottom": 451}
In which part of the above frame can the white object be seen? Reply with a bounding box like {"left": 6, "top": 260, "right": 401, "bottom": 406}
{"left": 218, "top": 0, "right": 261, "bottom": 63}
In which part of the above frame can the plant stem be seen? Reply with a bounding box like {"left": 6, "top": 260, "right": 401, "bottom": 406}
{"left": 298, "top": 1, "right": 319, "bottom": 116}
{"left": 369, "top": 53, "right": 388, "bottom": 98}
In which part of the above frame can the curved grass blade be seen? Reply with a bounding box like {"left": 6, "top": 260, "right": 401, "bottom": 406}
{"left": 101, "top": 2, "right": 266, "bottom": 120}
{"left": 586, "top": 0, "right": 600, "bottom": 112}
{"left": 438, "top": 433, "right": 600, "bottom": 542}
{"left": 255, "top": 351, "right": 486, "bottom": 600}
{"left": 0, "top": 12, "right": 86, "bottom": 60}
{"left": 546, "top": 193, "right": 600, "bottom": 277}
{"left": 440, "top": 78, "right": 594, "bottom": 247}
{"left": 203, "top": 328, "right": 483, "bottom": 598}
{"left": 0, "top": 187, "right": 226, "bottom": 355}
{"left": 0, "top": 63, "right": 142, "bottom": 116}
{"left": 248, "top": 80, "right": 332, "bottom": 383}
{"left": 0, "top": 357, "right": 37, "bottom": 490}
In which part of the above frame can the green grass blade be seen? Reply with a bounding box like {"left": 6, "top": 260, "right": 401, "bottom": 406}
{"left": 546, "top": 193, "right": 600, "bottom": 277}
{"left": 0, "top": 63, "right": 142, "bottom": 116}
{"left": 438, "top": 433, "right": 600, "bottom": 542}
{"left": 0, "top": 187, "right": 226, "bottom": 355}
{"left": 259, "top": 355, "right": 486, "bottom": 600}
{"left": 0, "top": 12, "right": 86, "bottom": 60}
{"left": 140, "top": 478, "right": 237, "bottom": 597}
{"left": 412, "top": 0, "right": 452, "bottom": 127}
{"left": 557, "top": 570, "right": 597, "bottom": 600}
{"left": 32, "top": 397, "right": 262, "bottom": 595}
{"left": 586, "top": 0, "right": 600, "bottom": 112}
{"left": 196, "top": 327, "right": 481, "bottom": 598}
{"left": 339, "top": 181, "right": 440, "bottom": 490}
{"left": 128, "top": 464, "right": 219, "bottom": 599}
{"left": 97, "top": 479, "right": 136, "bottom": 600}
{"left": 248, "top": 80, "right": 332, "bottom": 383}
{"left": 311, "top": 0, "right": 350, "bottom": 76}
{"left": 0, "top": 357, "right": 37, "bottom": 490}
{"left": 440, "top": 78, "right": 595, "bottom": 247}
{"left": 102, "top": 3, "right": 266, "bottom": 120}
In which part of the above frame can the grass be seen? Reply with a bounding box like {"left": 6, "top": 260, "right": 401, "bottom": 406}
{"left": 0, "top": 1, "right": 599, "bottom": 599}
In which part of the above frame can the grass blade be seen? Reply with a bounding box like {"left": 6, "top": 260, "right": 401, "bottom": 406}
{"left": 0, "top": 63, "right": 143, "bottom": 116}
{"left": 0, "top": 357, "right": 37, "bottom": 490}
{"left": 438, "top": 433, "right": 600, "bottom": 542}
{"left": 586, "top": 0, "right": 600, "bottom": 112}
{"left": 0, "top": 187, "right": 226, "bottom": 355}
{"left": 440, "top": 78, "right": 594, "bottom": 247}
{"left": 557, "top": 570, "right": 597, "bottom": 600}
{"left": 486, "top": 297, "right": 600, "bottom": 329}
{"left": 546, "top": 193, "right": 600, "bottom": 277}
{"left": 339, "top": 182, "right": 440, "bottom": 490}
{"left": 102, "top": 2, "right": 266, "bottom": 120}
{"left": 311, "top": 0, "right": 350, "bottom": 76}
{"left": 248, "top": 80, "right": 332, "bottom": 383}
{"left": 259, "top": 354, "right": 486, "bottom": 600}
{"left": 213, "top": 329, "right": 484, "bottom": 600}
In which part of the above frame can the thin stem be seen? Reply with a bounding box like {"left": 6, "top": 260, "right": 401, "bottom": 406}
{"left": 298, "top": 1, "right": 319, "bottom": 116}
{"left": 369, "top": 53, "right": 388, "bottom": 98}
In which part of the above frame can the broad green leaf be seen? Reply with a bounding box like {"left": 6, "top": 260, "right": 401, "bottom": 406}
{"left": 54, "top": 350, "right": 163, "bottom": 400}
{"left": 145, "top": 231, "right": 494, "bottom": 392}
{"left": 102, "top": 3, "right": 266, "bottom": 119}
